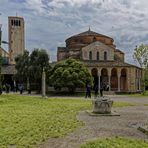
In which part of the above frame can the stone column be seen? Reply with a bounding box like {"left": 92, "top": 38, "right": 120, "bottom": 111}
{"left": 126, "top": 68, "right": 129, "bottom": 91}
{"left": 139, "top": 79, "right": 141, "bottom": 91}
{"left": 42, "top": 68, "right": 46, "bottom": 98}
{"left": 98, "top": 69, "right": 101, "bottom": 96}
{"left": 98, "top": 70, "right": 101, "bottom": 90}
{"left": 108, "top": 68, "right": 111, "bottom": 91}
{"left": 139, "top": 70, "right": 141, "bottom": 91}
{"left": 117, "top": 69, "right": 121, "bottom": 92}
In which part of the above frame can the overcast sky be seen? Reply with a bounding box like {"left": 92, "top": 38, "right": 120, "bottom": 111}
{"left": 0, "top": 0, "right": 148, "bottom": 63}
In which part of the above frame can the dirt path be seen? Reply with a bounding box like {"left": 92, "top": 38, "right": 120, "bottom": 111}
{"left": 39, "top": 96, "right": 148, "bottom": 148}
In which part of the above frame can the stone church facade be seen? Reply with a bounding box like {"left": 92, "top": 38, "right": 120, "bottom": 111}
{"left": 57, "top": 29, "right": 143, "bottom": 92}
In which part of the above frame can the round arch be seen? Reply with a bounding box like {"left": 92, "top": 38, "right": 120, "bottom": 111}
{"left": 111, "top": 68, "right": 118, "bottom": 91}
{"left": 120, "top": 68, "right": 127, "bottom": 91}
{"left": 101, "top": 68, "right": 108, "bottom": 86}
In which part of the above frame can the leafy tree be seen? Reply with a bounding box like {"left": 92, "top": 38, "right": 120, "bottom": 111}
{"left": 29, "top": 49, "right": 50, "bottom": 84}
{"left": 15, "top": 50, "right": 30, "bottom": 82}
{"left": 133, "top": 44, "right": 148, "bottom": 68}
{"left": 48, "top": 58, "right": 93, "bottom": 92}
{"left": 133, "top": 44, "right": 148, "bottom": 90}
{"left": 15, "top": 49, "right": 50, "bottom": 91}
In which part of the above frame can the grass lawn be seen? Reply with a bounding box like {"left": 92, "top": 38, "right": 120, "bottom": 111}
{"left": 80, "top": 137, "right": 148, "bottom": 148}
{"left": 0, "top": 94, "right": 135, "bottom": 148}
{"left": 125, "top": 91, "right": 148, "bottom": 97}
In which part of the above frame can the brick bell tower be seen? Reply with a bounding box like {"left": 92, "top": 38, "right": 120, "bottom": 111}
{"left": 8, "top": 16, "right": 25, "bottom": 64}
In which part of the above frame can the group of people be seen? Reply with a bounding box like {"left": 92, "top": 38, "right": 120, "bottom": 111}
{"left": 85, "top": 82, "right": 110, "bottom": 98}
{"left": 2, "top": 83, "right": 24, "bottom": 94}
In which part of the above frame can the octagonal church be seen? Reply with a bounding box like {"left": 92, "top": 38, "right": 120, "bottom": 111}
{"left": 57, "top": 29, "right": 143, "bottom": 93}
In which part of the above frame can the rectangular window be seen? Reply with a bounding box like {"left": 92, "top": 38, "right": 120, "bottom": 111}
{"left": 19, "top": 20, "right": 21, "bottom": 26}
{"left": 16, "top": 20, "right": 18, "bottom": 26}
{"left": 14, "top": 20, "right": 16, "bottom": 26}
{"left": 11, "top": 20, "right": 14, "bottom": 26}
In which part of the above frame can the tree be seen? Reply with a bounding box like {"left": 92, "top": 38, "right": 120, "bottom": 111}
{"left": 48, "top": 58, "right": 93, "bottom": 92}
{"left": 15, "top": 50, "right": 30, "bottom": 82}
{"left": 133, "top": 44, "right": 148, "bottom": 90}
{"left": 29, "top": 49, "right": 50, "bottom": 88}
{"left": 133, "top": 44, "right": 148, "bottom": 68}
{"left": 15, "top": 49, "right": 50, "bottom": 92}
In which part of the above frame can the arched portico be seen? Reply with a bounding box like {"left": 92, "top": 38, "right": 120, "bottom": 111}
{"left": 89, "top": 66, "right": 140, "bottom": 92}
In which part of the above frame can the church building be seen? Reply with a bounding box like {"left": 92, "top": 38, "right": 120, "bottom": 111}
{"left": 57, "top": 29, "right": 143, "bottom": 93}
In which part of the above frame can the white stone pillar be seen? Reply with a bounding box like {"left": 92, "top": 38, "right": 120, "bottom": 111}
{"left": 139, "top": 79, "right": 141, "bottom": 91}
{"left": 108, "top": 68, "right": 111, "bottom": 91}
{"left": 118, "top": 76, "right": 120, "bottom": 92}
{"left": 98, "top": 69, "right": 101, "bottom": 96}
{"left": 42, "top": 68, "right": 46, "bottom": 98}
{"left": 108, "top": 75, "right": 111, "bottom": 91}
{"left": 126, "top": 68, "right": 129, "bottom": 91}
{"left": 117, "top": 69, "right": 121, "bottom": 92}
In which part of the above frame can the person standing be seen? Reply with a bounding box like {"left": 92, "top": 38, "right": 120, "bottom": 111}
{"left": 94, "top": 85, "right": 98, "bottom": 98}
{"left": 85, "top": 84, "right": 91, "bottom": 98}
{"left": 100, "top": 83, "right": 104, "bottom": 97}
{"left": 19, "top": 83, "right": 24, "bottom": 94}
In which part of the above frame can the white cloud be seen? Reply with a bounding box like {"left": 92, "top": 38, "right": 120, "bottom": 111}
{"left": 1, "top": 0, "right": 148, "bottom": 62}
{"left": 25, "top": 0, "right": 45, "bottom": 13}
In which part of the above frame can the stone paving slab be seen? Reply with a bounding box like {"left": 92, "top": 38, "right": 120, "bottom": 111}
{"left": 86, "top": 110, "right": 120, "bottom": 116}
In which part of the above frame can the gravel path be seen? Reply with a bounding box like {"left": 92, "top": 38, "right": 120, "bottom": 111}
{"left": 39, "top": 96, "right": 148, "bottom": 148}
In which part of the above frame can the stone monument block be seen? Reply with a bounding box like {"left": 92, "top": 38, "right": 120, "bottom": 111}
{"left": 92, "top": 96, "right": 113, "bottom": 114}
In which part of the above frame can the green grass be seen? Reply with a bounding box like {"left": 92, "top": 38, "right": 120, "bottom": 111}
{"left": 113, "top": 102, "right": 135, "bottom": 107}
{"left": 124, "top": 91, "right": 148, "bottom": 97}
{"left": 0, "top": 94, "right": 90, "bottom": 147}
{"left": 80, "top": 137, "right": 148, "bottom": 148}
{"left": 144, "top": 104, "right": 148, "bottom": 106}
{"left": 0, "top": 94, "right": 135, "bottom": 148}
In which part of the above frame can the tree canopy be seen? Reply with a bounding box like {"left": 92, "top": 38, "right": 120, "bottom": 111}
{"left": 15, "top": 49, "right": 50, "bottom": 91}
{"left": 29, "top": 49, "right": 50, "bottom": 82}
{"left": 133, "top": 44, "right": 148, "bottom": 68}
{"left": 133, "top": 44, "right": 148, "bottom": 90}
{"left": 15, "top": 50, "right": 30, "bottom": 82}
{"left": 48, "top": 58, "right": 93, "bottom": 92}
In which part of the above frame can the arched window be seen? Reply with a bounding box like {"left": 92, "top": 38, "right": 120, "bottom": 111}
{"left": 89, "top": 51, "right": 92, "bottom": 60}
{"left": 104, "top": 51, "right": 107, "bottom": 60}
{"left": 96, "top": 52, "right": 99, "bottom": 60}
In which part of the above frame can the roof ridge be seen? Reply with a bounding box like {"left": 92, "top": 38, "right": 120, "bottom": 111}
{"left": 66, "top": 29, "right": 113, "bottom": 41}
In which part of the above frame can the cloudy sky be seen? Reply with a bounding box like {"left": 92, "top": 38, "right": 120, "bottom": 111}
{"left": 0, "top": 0, "right": 148, "bottom": 63}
